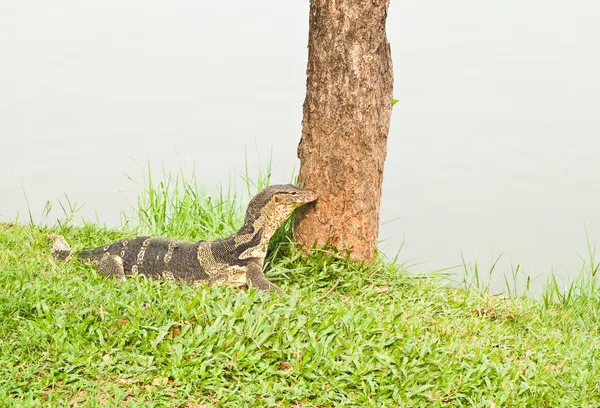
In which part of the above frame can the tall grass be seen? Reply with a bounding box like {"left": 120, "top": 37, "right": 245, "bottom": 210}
{"left": 120, "top": 157, "right": 277, "bottom": 241}
{"left": 459, "top": 252, "right": 501, "bottom": 297}
{"left": 121, "top": 165, "right": 242, "bottom": 241}
{"left": 456, "top": 233, "right": 600, "bottom": 308}
{"left": 540, "top": 230, "right": 600, "bottom": 307}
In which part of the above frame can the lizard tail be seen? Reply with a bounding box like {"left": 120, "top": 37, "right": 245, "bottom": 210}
{"left": 78, "top": 246, "right": 108, "bottom": 262}
{"left": 49, "top": 234, "right": 74, "bottom": 261}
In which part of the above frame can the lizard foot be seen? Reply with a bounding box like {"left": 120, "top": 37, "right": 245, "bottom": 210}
{"left": 247, "top": 263, "right": 283, "bottom": 294}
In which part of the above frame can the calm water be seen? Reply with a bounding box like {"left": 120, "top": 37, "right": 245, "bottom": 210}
{"left": 2, "top": 1, "right": 599, "bottom": 292}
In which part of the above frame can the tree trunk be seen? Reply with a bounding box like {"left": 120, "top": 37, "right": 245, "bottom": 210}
{"left": 295, "top": 0, "right": 393, "bottom": 261}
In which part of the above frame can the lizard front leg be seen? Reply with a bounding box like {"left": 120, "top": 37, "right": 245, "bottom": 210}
{"left": 247, "top": 263, "right": 282, "bottom": 294}
{"left": 97, "top": 253, "right": 126, "bottom": 282}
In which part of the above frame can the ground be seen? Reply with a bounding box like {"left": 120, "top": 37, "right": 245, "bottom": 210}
{"left": 1, "top": 219, "right": 599, "bottom": 407}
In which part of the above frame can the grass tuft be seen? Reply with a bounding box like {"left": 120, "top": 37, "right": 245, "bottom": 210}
{"left": 121, "top": 164, "right": 242, "bottom": 241}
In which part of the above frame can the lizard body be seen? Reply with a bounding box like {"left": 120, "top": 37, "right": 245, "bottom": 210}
{"left": 52, "top": 184, "right": 317, "bottom": 293}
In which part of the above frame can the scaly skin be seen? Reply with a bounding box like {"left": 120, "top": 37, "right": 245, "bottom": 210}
{"left": 51, "top": 185, "right": 317, "bottom": 294}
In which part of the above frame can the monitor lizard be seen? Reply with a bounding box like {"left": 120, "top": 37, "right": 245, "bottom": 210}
{"left": 50, "top": 184, "right": 317, "bottom": 294}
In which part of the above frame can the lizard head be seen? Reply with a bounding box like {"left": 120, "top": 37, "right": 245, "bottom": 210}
{"left": 244, "top": 184, "right": 318, "bottom": 227}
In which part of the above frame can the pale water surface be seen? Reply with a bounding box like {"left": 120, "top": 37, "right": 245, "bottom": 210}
{"left": 1, "top": 1, "right": 599, "bottom": 292}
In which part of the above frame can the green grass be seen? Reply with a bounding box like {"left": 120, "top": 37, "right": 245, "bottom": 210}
{"left": 1, "top": 169, "right": 600, "bottom": 407}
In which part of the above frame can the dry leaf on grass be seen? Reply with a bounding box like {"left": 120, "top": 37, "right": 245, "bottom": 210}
{"left": 151, "top": 377, "right": 169, "bottom": 386}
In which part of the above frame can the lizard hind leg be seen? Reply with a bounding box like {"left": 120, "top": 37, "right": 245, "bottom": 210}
{"left": 247, "top": 263, "right": 283, "bottom": 295}
{"left": 97, "top": 253, "right": 126, "bottom": 282}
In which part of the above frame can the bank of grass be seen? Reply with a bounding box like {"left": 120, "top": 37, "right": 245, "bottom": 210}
{"left": 0, "top": 170, "right": 599, "bottom": 407}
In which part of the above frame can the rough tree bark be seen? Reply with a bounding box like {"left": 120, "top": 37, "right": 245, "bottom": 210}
{"left": 294, "top": 0, "right": 393, "bottom": 260}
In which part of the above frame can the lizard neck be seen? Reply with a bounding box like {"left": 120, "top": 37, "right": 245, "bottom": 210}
{"left": 233, "top": 215, "right": 282, "bottom": 262}
{"left": 233, "top": 197, "right": 296, "bottom": 263}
